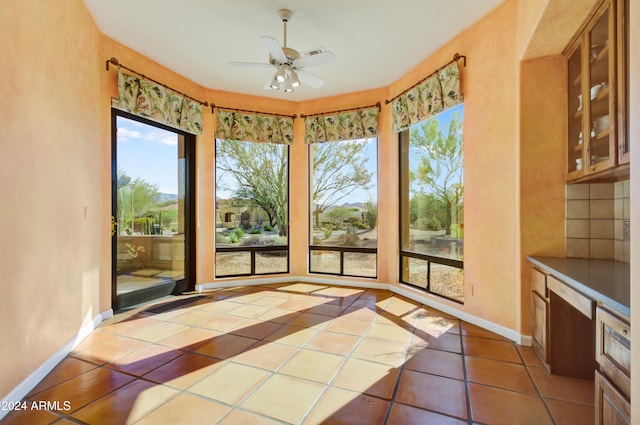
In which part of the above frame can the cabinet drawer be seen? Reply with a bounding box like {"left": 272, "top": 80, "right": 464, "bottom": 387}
{"left": 597, "top": 307, "right": 630, "bottom": 399}
{"left": 548, "top": 275, "right": 595, "bottom": 319}
{"left": 595, "top": 370, "right": 630, "bottom": 425}
{"left": 531, "top": 267, "right": 547, "bottom": 298}
{"left": 531, "top": 291, "right": 549, "bottom": 364}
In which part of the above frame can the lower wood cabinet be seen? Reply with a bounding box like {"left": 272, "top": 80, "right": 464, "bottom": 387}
{"left": 595, "top": 370, "right": 630, "bottom": 425}
{"left": 530, "top": 267, "right": 549, "bottom": 368}
{"left": 595, "top": 307, "right": 630, "bottom": 425}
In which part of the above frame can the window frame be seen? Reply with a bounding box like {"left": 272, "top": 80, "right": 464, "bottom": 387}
{"left": 307, "top": 138, "right": 378, "bottom": 279}
{"left": 214, "top": 139, "right": 290, "bottom": 278}
{"left": 398, "top": 121, "right": 464, "bottom": 304}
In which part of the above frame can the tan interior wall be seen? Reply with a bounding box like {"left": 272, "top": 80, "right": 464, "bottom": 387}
{"left": 0, "top": 0, "right": 104, "bottom": 399}
{"left": 519, "top": 55, "right": 567, "bottom": 334}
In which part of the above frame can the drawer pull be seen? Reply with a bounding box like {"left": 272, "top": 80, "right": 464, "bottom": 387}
{"left": 623, "top": 329, "right": 628, "bottom": 335}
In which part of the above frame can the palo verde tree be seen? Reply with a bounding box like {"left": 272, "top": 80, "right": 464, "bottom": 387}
{"left": 216, "top": 140, "right": 289, "bottom": 236}
{"left": 409, "top": 112, "right": 463, "bottom": 236}
{"left": 310, "top": 140, "right": 373, "bottom": 228}
{"left": 117, "top": 169, "right": 161, "bottom": 233}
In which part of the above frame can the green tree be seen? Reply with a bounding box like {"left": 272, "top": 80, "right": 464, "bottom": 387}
{"left": 409, "top": 113, "right": 463, "bottom": 235}
{"left": 216, "top": 140, "right": 289, "bottom": 236}
{"left": 311, "top": 140, "right": 373, "bottom": 228}
{"left": 325, "top": 206, "right": 355, "bottom": 227}
{"left": 362, "top": 198, "right": 378, "bottom": 230}
{"left": 117, "top": 170, "right": 160, "bottom": 234}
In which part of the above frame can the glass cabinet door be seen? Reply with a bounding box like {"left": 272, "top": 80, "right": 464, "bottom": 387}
{"left": 585, "top": 4, "right": 614, "bottom": 173}
{"left": 567, "top": 45, "right": 583, "bottom": 179}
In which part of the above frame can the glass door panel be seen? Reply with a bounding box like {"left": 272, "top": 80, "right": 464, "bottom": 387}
{"left": 586, "top": 6, "right": 612, "bottom": 171}
{"left": 567, "top": 45, "right": 583, "bottom": 177}
{"left": 113, "top": 114, "right": 190, "bottom": 310}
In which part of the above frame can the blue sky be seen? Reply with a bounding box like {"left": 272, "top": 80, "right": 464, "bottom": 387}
{"left": 117, "top": 116, "right": 179, "bottom": 194}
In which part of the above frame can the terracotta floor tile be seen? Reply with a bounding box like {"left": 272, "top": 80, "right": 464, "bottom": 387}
{"left": 0, "top": 407, "right": 60, "bottom": 425}
{"left": 340, "top": 306, "right": 383, "bottom": 322}
{"left": 99, "top": 316, "right": 160, "bottom": 337}
{"left": 231, "top": 341, "right": 298, "bottom": 371}
{"left": 404, "top": 347, "right": 464, "bottom": 380}
{"left": 248, "top": 296, "right": 288, "bottom": 308}
{"left": 255, "top": 308, "right": 300, "bottom": 324}
{"left": 306, "top": 303, "right": 345, "bottom": 317}
{"left": 545, "top": 398, "right": 595, "bottom": 425}
{"left": 107, "top": 344, "right": 183, "bottom": 376}
{"left": 143, "top": 353, "right": 224, "bottom": 389}
{"left": 263, "top": 325, "right": 320, "bottom": 347}
{"left": 71, "top": 335, "right": 150, "bottom": 366}
{"left": 134, "top": 393, "right": 231, "bottom": 425}
{"left": 468, "top": 383, "right": 553, "bottom": 425}
{"left": 31, "top": 367, "right": 136, "bottom": 413}
{"left": 410, "top": 332, "right": 462, "bottom": 354}
{"left": 197, "top": 300, "right": 244, "bottom": 314}
{"left": 227, "top": 304, "right": 272, "bottom": 319}
{"left": 217, "top": 409, "right": 283, "bottom": 425}
{"left": 168, "top": 310, "right": 216, "bottom": 326}
{"left": 125, "top": 321, "right": 187, "bottom": 343}
{"left": 314, "top": 286, "right": 364, "bottom": 298}
{"left": 71, "top": 330, "right": 121, "bottom": 352}
{"left": 366, "top": 322, "right": 414, "bottom": 344}
{"left": 460, "top": 322, "right": 509, "bottom": 341}
{"left": 198, "top": 314, "right": 250, "bottom": 332}
{"left": 528, "top": 367, "right": 595, "bottom": 406}
{"left": 303, "top": 387, "right": 390, "bottom": 425}
{"left": 331, "top": 357, "right": 400, "bottom": 399}
{"left": 352, "top": 338, "right": 407, "bottom": 367}
{"left": 325, "top": 317, "right": 372, "bottom": 336}
{"left": 286, "top": 312, "right": 332, "bottom": 330}
{"left": 413, "top": 314, "right": 461, "bottom": 337}
{"left": 155, "top": 326, "right": 221, "bottom": 351}
{"left": 194, "top": 334, "right": 259, "bottom": 360}
{"left": 306, "top": 331, "right": 360, "bottom": 356}
{"left": 279, "top": 349, "right": 345, "bottom": 383}
{"left": 383, "top": 296, "right": 420, "bottom": 317}
{"left": 465, "top": 356, "right": 537, "bottom": 394}
{"left": 189, "top": 362, "right": 270, "bottom": 405}
{"left": 516, "top": 345, "right": 544, "bottom": 367}
{"left": 387, "top": 403, "right": 467, "bottom": 425}
{"left": 462, "top": 336, "right": 522, "bottom": 363}
{"left": 28, "top": 357, "right": 98, "bottom": 396}
{"left": 230, "top": 319, "right": 284, "bottom": 340}
{"left": 71, "top": 379, "right": 177, "bottom": 425}
{"left": 395, "top": 370, "right": 467, "bottom": 419}
{"left": 240, "top": 374, "right": 324, "bottom": 424}
{"left": 277, "top": 299, "right": 319, "bottom": 312}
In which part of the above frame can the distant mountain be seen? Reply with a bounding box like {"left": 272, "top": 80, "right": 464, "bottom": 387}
{"left": 156, "top": 193, "right": 178, "bottom": 204}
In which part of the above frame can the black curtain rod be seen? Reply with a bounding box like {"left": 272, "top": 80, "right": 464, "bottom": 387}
{"left": 105, "top": 57, "right": 209, "bottom": 107}
{"left": 300, "top": 102, "right": 381, "bottom": 119}
{"left": 384, "top": 53, "right": 466, "bottom": 105}
{"left": 210, "top": 104, "right": 297, "bottom": 119}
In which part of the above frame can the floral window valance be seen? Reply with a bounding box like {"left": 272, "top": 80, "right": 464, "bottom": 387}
{"left": 215, "top": 110, "right": 293, "bottom": 144}
{"left": 112, "top": 70, "right": 203, "bottom": 135}
{"left": 304, "top": 106, "right": 379, "bottom": 144}
{"left": 391, "top": 61, "right": 462, "bottom": 132}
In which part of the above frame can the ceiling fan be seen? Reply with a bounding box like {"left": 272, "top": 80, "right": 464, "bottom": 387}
{"left": 230, "top": 8, "right": 336, "bottom": 92}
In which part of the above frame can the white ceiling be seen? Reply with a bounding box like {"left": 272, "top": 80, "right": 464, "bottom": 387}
{"left": 83, "top": 0, "right": 504, "bottom": 101}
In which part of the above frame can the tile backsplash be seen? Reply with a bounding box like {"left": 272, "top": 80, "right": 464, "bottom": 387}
{"left": 566, "top": 180, "right": 630, "bottom": 262}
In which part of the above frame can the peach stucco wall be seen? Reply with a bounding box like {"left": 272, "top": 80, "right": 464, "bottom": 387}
{"left": 2, "top": 0, "right": 637, "bottom": 418}
{"left": 0, "top": 0, "right": 104, "bottom": 399}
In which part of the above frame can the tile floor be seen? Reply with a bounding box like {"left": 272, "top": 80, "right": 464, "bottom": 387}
{"left": 1, "top": 282, "right": 595, "bottom": 425}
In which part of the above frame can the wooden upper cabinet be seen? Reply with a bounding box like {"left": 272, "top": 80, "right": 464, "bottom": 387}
{"left": 565, "top": 0, "right": 629, "bottom": 182}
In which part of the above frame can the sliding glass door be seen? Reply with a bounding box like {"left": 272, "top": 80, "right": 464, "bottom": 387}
{"left": 111, "top": 111, "right": 195, "bottom": 310}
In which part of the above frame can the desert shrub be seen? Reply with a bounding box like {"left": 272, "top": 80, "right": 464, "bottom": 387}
{"left": 232, "top": 228, "right": 245, "bottom": 238}
{"left": 323, "top": 223, "right": 334, "bottom": 239}
{"left": 356, "top": 223, "right": 368, "bottom": 229}
{"left": 414, "top": 217, "right": 442, "bottom": 231}
{"left": 215, "top": 232, "right": 228, "bottom": 244}
{"left": 250, "top": 228, "right": 262, "bottom": 234}
{"left": 264, "top": 225, "right": 273, "bottom": 232}
{"left": 337, "top": 233, "right": 361, "bottom": 247}
{"left": 228, "top": 232, "right": 239, "bottom": 243}
{"left": 312, "top": 236, "right": 322, "bottom": 245}
{"left": 344, "top": 216, "right": 363, "bottom": 226}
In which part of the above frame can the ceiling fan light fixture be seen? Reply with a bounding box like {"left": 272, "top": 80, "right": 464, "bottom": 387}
{"left": 290, "top": 71, "right": 300, "bottom": 88}
{"left": 269, "top": 75, "right": 280, "bottom": 90}
{"left": 275, "top": 66, "right": 286, "bottom": 83}
{"left": 283, "top": 76, "right": 294, "bottom": 93}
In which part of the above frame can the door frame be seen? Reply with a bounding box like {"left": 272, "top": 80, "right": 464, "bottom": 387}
{"left": 111, "top": 109, "right": 197, "bottom": 310}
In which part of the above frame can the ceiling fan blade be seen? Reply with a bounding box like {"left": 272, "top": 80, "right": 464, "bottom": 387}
{"left": 297, "top": 69, "right": 325, "bottom": 88}
{"left": 260, "top": 36, "right": 287, "bottom": 64}
{"left": 229, "top": 61, "right": 273, "bottom": 68}
{"left": 294, "top": 51, "right": 336, "bottom": 68}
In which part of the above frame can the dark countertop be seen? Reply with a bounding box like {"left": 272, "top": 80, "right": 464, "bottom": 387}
{"left": 528, "top": 256, "right": 630, "bottom": 317}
